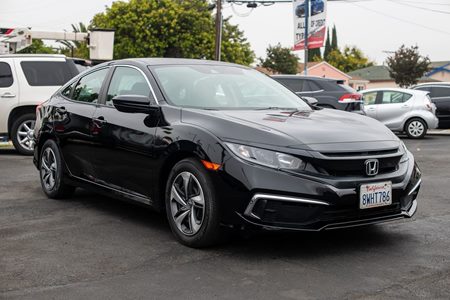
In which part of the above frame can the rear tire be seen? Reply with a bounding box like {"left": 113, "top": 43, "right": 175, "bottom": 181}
{"left": 405, "top": 118, "right": 427, "bottom": 139}
{"left": 165, "top": 158, "right": 222, "bottom": 248}
{"left": 11, "top": 113, "right": 36, "bottom": 155}
{"left": 39, "top": 139, "right": 75, "bottom": 199}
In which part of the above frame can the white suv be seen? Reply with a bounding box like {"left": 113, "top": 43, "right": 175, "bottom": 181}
{"left": 0, "top": 54, "right": 81, "bottom": 154}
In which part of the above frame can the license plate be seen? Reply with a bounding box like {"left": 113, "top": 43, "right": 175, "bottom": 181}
{"left": 359, "top": 181, "right": 392, "bottom": 209}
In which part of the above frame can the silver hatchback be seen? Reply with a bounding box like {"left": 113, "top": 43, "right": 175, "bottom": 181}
{"left": 361, "top": 88, "right": 439, "bottom": 139}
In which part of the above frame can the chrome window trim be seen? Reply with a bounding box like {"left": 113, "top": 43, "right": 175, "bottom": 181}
{"left": 112, "top": 64, "right": 159, "bottom": 105}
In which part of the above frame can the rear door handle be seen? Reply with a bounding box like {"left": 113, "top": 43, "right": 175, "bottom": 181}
{"left": 1, "top": 92, "right": 16, "bottom": 98}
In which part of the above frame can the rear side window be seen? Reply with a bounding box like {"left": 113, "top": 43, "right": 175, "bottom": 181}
{"left": 304, "top": 80, "right": 321, "bottom": 92}
{"left": 72, "top": 68, "right": 109, "bottom": 103}
{"left": 276, "top": 79, "right": 303, "bottom": 93}
{"left": 431, "top": 86, "right": 450, "bottom": 98}
{"left": 0, "top": 62, "right": 13, "bottom": 87}
{"left": 20, "top": 61, "right": 77, "bottom": 86}
{"left": 415, "top": 86, "right": 431, "bottom": 93}
{"left": 381, "top": 91, "right": 411, "bottom": 104}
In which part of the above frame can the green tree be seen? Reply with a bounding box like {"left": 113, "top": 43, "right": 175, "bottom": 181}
{"left": 90, "top": 0, "right": 254, "bottom": 65}
{"left": 308, "top": 47, "right": 321, "bottom": 62}
{"left": 323, "top": 28, "right": 331, "bottom": 60}
{"left": 17, "top": 39, "right": 56, "bottom": 54}
{"left": 326, "top": 46, "right": 374, "bottom": 73}
{"left": 259, "top": 43, "right": 299, "bottom": 74}
{"left": 331, "top": 25, "right": 338, "bottom": 50}
{"left": 386, "top": 45, "right": 430, "bottom": 88}
{"left": 58, "top": 22, "right": 89, "bottom": 59}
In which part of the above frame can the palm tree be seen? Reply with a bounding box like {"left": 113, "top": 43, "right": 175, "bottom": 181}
{"left": 58, "top": 22, "right": 89, "bottom": 59}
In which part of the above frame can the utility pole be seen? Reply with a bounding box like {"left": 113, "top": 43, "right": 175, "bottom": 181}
{"left": 304, "top": 0, "right": 310, "bottom": 75}
{"left": 215, "top": 0, "right": 223, "bottom": 61}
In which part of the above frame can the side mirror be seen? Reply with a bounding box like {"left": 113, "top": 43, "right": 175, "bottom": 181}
{"left": 302, "top": 97, "right": 319, "bottom": 106}
{"left": 112, "top": 95, "right": 157, "bottom": 113}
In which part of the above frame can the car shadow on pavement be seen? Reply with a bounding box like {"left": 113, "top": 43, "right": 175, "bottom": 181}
{"left": 67, "top": 188, "right": 414, "bottom": 259}
{"left": 0, "top": 148, "right": 19, "bottom": 155}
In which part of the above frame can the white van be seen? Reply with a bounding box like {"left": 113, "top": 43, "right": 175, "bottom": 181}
{"left": 0, "top": 54, "right": 82, "bottom": 154}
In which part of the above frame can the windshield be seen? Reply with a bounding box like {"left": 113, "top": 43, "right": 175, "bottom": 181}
{"left": 150, "top": 64, "right": 312, "bottom": 111}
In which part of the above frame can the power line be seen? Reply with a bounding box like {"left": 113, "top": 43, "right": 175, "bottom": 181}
{"left": 390, "top": 0, "right": 450, "bottom": 14}
{"left": 342, "top": 0, "right": 450, "bottom": 36}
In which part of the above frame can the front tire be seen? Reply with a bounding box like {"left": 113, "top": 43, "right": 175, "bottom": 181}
{"left": 405, "top": 118, "right": 427, "bottom": 139}
{"left": 165, "top": 158, "right": 221, "bottom": 248}
{"left": 11, "top": 113, "right": 36, "bottom": 155}
{"left": 39, "top": 139, "right": 75, "bottom": 199}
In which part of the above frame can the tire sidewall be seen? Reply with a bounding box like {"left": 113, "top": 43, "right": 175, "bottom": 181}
{"left": 39, "top": 140, "right": 65, "bottom": 198}
{"left": 406, "top": 118, "right": 427, "bottom": 139}
{"left": 11, "top": 113, "right": 36, "bottom": 155}
{"left": 165, "top": 158, "right": 220, "bottom": 247}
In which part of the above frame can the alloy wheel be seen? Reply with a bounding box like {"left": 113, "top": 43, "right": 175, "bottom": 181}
{"left": 408, "top": 121, "right": 424, "bottom": 138}
{"left": 40, "top": 147, "right": 57, "bottom": 191}
{"left": 16, "top": 120, "right": 35, "bottom": 151}
{"left": 169, "top": 171, "right": 205, "bottom": 236}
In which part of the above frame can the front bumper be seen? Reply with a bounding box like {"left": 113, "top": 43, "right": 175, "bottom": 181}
{"left": 216, "top": 151, "right": 421, "bottom": 231}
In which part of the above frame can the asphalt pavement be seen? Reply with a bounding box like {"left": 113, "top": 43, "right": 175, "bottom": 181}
{"left": 1, "top": 136, "right": 449, "bottom": 300}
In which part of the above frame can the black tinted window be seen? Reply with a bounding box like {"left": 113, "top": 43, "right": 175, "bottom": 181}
{"left": 61, "top": 81, "right": 76, "bottom": 98}
{"left": 303, "top": 80, "right": 321, "bottom": 92}
{"left": 20, "top": 61, "right": 77, "bottom": 86}
{"left": 0, "top": 62, "right": 13, "bottom": 87}
{"left": 276, "top": 79, "right": 303, "bottom": 92}
{"left": 432, "top": 87, "right": 450, "bottom": 98}
{"left": 415, "top": 86, "right": 431, "bottom": 92}
{"left": 72, "top": 68, "right": 109, "bottom": 103}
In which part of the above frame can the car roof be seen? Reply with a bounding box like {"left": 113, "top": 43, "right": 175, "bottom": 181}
{"left": 0, "top": 54, "right": 67, "bottom": 59}
{"left": 111, "top": 58, "right": 249, "bottom": 69}
{"left": 271, "top": 74, "right": 338, "bottom": 82}
{"left": 413, "top": 82, "right": 450, "bottom": 87}
{"left": 360, "top": 87, "right": 428, "bottom": 95}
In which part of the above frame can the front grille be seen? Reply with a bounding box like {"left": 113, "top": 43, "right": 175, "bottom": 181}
{"left": 310, "top": 148, "right": 402, "bottom": 177}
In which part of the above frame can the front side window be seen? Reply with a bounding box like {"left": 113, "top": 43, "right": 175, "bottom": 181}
{"left": 0, "top": 62, "right": 13, "bottom": 88}
{"left": 381, "top": 91, "right": 410, "bottom": 104}
{"left": 106, "top": 67, "right": 150, "bottom": 106}
{"left": 72, "top": 68, "right": 109, "bottom": 103}
{"left": 20, "top": 61, "right": 77, "bottom": 86}
{"left": 61, "top": 81, "right": 76, "bottom": 98}
{"left": 363, "top": 91, "right": 377, "bottom": 105}
{"left": 150, "top": 65, "right": 311, "bottom": 111}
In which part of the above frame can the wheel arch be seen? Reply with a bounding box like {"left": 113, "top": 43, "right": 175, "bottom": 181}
{"left": 7, "top": 105, "right": 37, "bottom": 138}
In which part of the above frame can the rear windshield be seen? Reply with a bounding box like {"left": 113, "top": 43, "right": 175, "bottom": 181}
{"left": 20, "top": 61, "right": 78, "bottom": 86}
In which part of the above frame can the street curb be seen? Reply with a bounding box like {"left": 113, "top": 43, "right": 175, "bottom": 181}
{"left": 428, "top": 129, "right": 450, "bottom": 136}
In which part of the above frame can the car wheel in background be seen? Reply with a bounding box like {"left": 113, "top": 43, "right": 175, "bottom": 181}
{"left": 11, "top": 113, "right": 36, "bottom": 155}
{"left": 165, "top": 158, "right": 222, "bottom": 248}
{"left": 405, "top": 118, "right": 427, "bottom": 139}
{"left": 39, "top": 139, "right": 75, "bottom": 199}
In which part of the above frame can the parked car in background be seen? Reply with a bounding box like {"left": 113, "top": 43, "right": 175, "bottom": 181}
{"left": 272, "top": 75, "right": 364, "bottom": 113}
{"left": 412, "top": 82, "right": 450, "bottom": 129}
{"left": 0, "top": 54, "right": 80, "bottom": 154}
{"left": 33, "top": 58, "right": 420, "bottom": 248}
{"left": 361, "top": 88, "right": 438, "bottom": 139}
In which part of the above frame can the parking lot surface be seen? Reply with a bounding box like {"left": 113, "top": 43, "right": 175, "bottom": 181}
{"left": 1, "top": 136, "right": 449, "bottom": 300}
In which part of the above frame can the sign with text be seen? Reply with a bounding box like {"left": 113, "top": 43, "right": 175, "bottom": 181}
{"left": 293, "top": 0, "right": 327, "bottom": 50}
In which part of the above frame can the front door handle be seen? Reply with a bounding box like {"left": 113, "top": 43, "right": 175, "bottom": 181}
{"left": 93, "top": 116, "right": 107, "bottom": 125}
{"left": 1, "top": 92, "right": 16, "bottom": 98}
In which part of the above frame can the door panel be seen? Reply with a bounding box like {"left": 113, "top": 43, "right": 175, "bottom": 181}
{"left": 54, "top": 68, "right": 109, "bottom": 179}
{"left": 0, "top": 59, "right": 19, "bottom": 133}
{"left": 90, "top": 66, "right": 157, "bottom": 199}
{"left": 430, "top": 87, "right": 450, "bottom": 124}
{"left": 376, "top": 91, "right": 412, "bottom": 130}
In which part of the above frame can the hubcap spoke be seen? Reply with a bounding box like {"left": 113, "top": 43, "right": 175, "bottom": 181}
{"left": 170, "top": 171, "right": 205, "bottom": 236}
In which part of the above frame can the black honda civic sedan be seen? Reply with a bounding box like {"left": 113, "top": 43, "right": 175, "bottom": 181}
{"left": 33, "top": 58, "right": 421, "bottom": 247}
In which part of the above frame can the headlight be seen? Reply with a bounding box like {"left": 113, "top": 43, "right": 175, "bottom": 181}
{"left": 225, "top": 143, "right": 305, "bottom": 170}
{"left": 400, "top": 141, "right": 409, "bottom": 163}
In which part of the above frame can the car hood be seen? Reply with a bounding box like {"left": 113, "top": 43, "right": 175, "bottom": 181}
{"left": 180, "top": 108, "right": 400, "bottom": 152}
